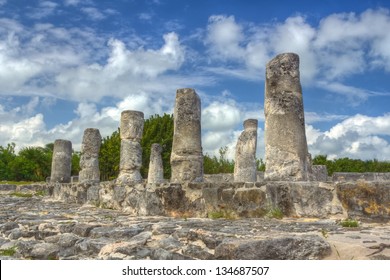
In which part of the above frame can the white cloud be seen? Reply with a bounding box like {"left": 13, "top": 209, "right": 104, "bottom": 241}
{"left": 206, "top": 15, "right": 245, "bottom": 60}
{"left": 309, "top": 113, "right": 390, "bottom": 160}
{"left": 81, "top": 7, "right": 105, "bottom": 20}
{"left": 27, "top": 1, "right": 59, "bottom": 19}
{"left": 204, "top": 9, "right": 390, "bottom": 103}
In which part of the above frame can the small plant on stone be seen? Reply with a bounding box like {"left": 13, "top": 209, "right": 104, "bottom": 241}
{"left": 266, "top": 207, "right": 284, "bottom": 219}
{"left": 321, "top": 228, "right": 329, "bottom": 238}
{"left": 9, "top": 192, "right": 33, "bottom": 198}
{"left": 0, "top": 246, "right": 17, "bottom": 257}
{"left": 34, "top": 190, "right": 47, "bottom": 196}
{"left": 339, "top": 218, "right": 359, "bottom": 228}
{"left": 208, "top": 209, "right": 236, "bottom": 220}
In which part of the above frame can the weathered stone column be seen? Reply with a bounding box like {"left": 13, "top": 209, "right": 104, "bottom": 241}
{"left": 234, "top": 119, "right": 258, "bottom": 182}
{"left": 170, "top": 88, "right": 203, "bottom": 182}
{"left": 50, "top": 139, "right": 72, "bottom": 183}
{"left": 117, "top": 110, "right": 144, "bottom": 184}
{"left": 264, "top": 53, "right": 311, "bottom": 181}
{"left": 79, "top": 128, "right": 101, "bottom": 183}
{"left": 147, "top": 143, "right": 164, "bottom": 184}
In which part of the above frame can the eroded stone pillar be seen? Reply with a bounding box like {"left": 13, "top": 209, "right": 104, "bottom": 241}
{"left": 117, "top": 110, "right": 144, "bottom": 184}
{"left": 50, "top": 139, "right": 72, "bottom": 183}
{"left": 79, "top": 128, "right": 101, "bottom": 183}
{"left": 147, "top": 143, "right": 164, "bottom": 184}
{"left": 264, "top": 53, "right": 311, "bottom": 181}
{"left": 234, "top": 119, "right": 258, "bottom": 182}
{"left": 170, "top": 88, "right": 203, "bottom": 182}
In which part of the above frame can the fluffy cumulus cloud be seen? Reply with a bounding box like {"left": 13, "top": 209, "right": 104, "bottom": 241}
{"left": 205, "top": 9, "right": 390, "bottom": 96}
{"left": 308, "top": 114, "right": 390, "bottom": 160}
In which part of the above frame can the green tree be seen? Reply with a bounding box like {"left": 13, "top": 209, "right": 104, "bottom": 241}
{"left": 99, "top": 129, "right": 120, "bottom": 181}
{"left": 8, "top": 146, "right": 52, "bottom": 181}
{"left": 141, "top": 114, "right": 174, "bottom": 178}
{"left": 0, "top": 143, "right": 16, "bottom": 180}
{"left": 204, "top": 146, "right": 235, "bottom": 174}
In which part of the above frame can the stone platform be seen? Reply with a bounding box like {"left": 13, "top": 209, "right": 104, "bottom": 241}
{"left": 1, "top": 186, "right": 390, "bottom": 260}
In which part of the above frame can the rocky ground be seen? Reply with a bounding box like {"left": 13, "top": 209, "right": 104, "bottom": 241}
{"left": 1, "top": 187, "right": 389, "bottom": 260}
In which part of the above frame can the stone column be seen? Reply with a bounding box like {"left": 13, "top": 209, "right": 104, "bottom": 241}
{"left": 79, "top": 128, "right": 101, "bottom": 183}
{"left": 50, "top": 139, "right": 72, "bottom": 183}
{"left": 117, "top": 110, "right": 144, "bottom": 184}
{"left": 264, "top": 53, "right": 311, "bottom": 181}
{"left": 147, "top": 143, "right": 164, "bottom": 184}
{"left": 234, "top": 119, "right": 258, "bottom": 182}
{"left": 170, "top": 88, "right": 203, "bottom": 182}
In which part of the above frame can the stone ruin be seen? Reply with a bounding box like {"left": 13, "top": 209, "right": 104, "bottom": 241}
{"left": 40, "top": 52, "right": 390, "bottom": 221}
{"left": 117, "top": 110, "right": 144, "bottom": 184}
{"left": 234, "top": 119, "right": 258, "bottom": 182}
{"left": 264, "top": 53, "right": 312, "bottom": 181}
{"left": 50, "top": 139, "right": 72, "bottom": 183}
{"left": 170, "top": 88, "right": 204, "bottom": 183}
{"left": 79, "top": 128, "right": 101, "bottom": 183}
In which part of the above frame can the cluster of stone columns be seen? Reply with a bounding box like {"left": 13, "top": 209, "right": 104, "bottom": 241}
{"left": 49, "top": 52, "right": 312, "bottom": 185}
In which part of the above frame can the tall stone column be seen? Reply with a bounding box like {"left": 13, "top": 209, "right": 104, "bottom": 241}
{"left": 264, "top": 53, "right": 311, "bottom": 181}
{"left": 50, "top": 139, "right": 72, "bottom": 183}
{"left": 79, "top": 128, "right": 101, "bottom": 183}
{"left": 234, "top": 119, "right": 258, "bottom": 182}
{"left": 117, "top": 110, "right": 144, "bottom": 184}
{"left": 170, "top": 88, "right": 203, "bottom": 182}
{"left": 147, "top": 143, "right": 164, "bottom": 184}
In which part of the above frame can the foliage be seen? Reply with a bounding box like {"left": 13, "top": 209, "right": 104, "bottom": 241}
{"left": 0, "top": 142, "right": 80, "bottom": 182}
{"left": 10, "top": 192, "right": 33, "bottom": 198}
{"left": 0, "top": 143, "right": 16, "bottom": 180}
{"left": 204, "top": 146, "right": 235, "bottom": 174}
{"left": 0, "top": 246, "right": 17, "bottom": 256}
{"left": 266, "top": 207, "right": 284, "bottom": 219}
{"left": 313, "top": 155, "right": 390, "bottom": 175}
{"left": 207, "top": 209, "right": 236, "bottom": 220}
{"left": 141, "top": 113, "right": 174, "bottom": 179}
{"left": 99, "top": 129, "right": 121, "bottom": 181}
{"left": 339, "top": 218, "right": 359, "bottom": 228}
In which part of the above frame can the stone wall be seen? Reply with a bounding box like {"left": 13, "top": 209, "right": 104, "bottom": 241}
{"left": 45, "top": 180, "right": 389, "bottom": 220}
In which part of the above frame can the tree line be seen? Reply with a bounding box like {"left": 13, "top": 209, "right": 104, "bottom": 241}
{"left": 1, "top": 113, "right": 390, "bottom": 182}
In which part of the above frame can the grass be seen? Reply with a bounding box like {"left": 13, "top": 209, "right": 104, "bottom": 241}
{"left": 0, "top": 246, "right": 17, "bottom": 257}
{"left": 1, "top": 181, "right": 37, "bottom": 185}
{"left": 9, "top": 190, "right": 48, "bottom": 198}
{"left": 9, "top": 192, "right": 33, "bottom": 198}
{"left": 339, "top": 218, "right": 359, "bottom": 228}
{"left": 266, "top": 207, "right": 284, "bottom": 219}
{"left": 208, "top": 209, "right": 236, "bottom": 220}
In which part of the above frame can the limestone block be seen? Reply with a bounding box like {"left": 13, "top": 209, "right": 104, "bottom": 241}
{"left": 120, "top": 110, "right": 144, "bottom": 141}
{"left": 148, "top": 143, "right": 164, "bottom": 184}
{"left": 50, "top": 139, "right": 72, "bottom": 183}
{"left": 234, "top": 119, "right": 258, "bottom": 182}
{"left": 264, "top": 53, "right": 312, "bottom": 181}
{"left": 171, "top": 88, "right": 204, "bottom": 183}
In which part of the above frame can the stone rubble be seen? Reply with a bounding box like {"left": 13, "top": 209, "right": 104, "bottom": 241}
{"left": 1, "top": 187, "right": 389, "bottom": 260}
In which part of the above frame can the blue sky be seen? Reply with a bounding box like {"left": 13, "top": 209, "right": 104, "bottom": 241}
{"left": 1, "top": 0, "right": 390, "bottom": 161}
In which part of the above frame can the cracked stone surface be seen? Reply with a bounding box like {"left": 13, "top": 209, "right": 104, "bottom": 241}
{"left": 1, "top": 188, "right": 389, "bottom": 260}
